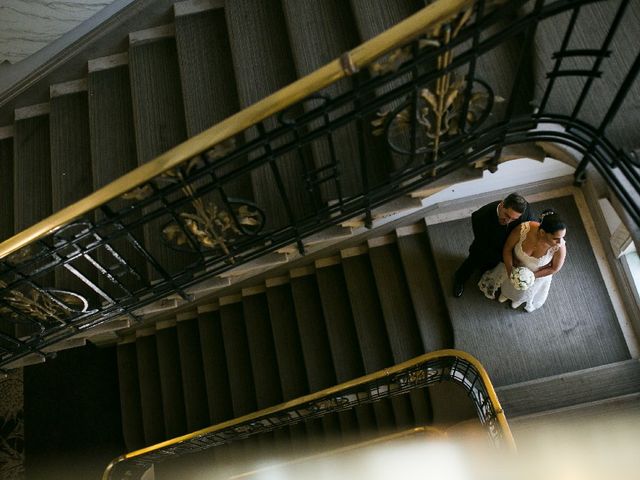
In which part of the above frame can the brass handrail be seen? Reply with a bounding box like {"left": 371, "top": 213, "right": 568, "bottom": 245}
{"left": 102, "top": 349, "right": 515, "bottom": 479}
{"left": 0, "top": 0, "right": 472, "bottom": 260}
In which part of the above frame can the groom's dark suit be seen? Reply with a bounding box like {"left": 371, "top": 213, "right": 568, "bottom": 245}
{"left": 455, "top": 200, "right": 533, "bottom": 285}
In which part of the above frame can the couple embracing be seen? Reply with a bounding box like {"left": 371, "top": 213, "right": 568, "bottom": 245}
{"left": 453, "top": 193, "right": 567, "bottom": 312}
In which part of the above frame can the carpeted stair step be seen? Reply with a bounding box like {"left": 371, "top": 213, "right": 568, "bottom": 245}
{"left": 396, "top": 224, "right": 453, "bottom": 352}
{"left": 265, "top": 277, "right": 312, "bottom": 448}
{"left": 0, "top": 129, "right": 14, "bottom": 336}
{"left": 241, "top": 288, "right": 282, "bottom": 410}
{"left": 49, "top": 82, "right": 93, "bottom": 212}
{"left": 136, "top": 330, "right": 166, "bottom": 445}
{"left": 176, "top": 311, "right": 210, "bottom": 432}
{"left": 241, "top": 287, "right": 287, "bottom": 452}
{"left": 116, "top": 340, "right": 145, "bottom": 451}
{"left": 197, "top": 304, "right": 234, "bottom": 424}
{"left": 290, "top": 267, "right": 342, "bottom": 442}
{"left": 225, "top": 0, "right": 315, "bottom": 228}
{"left": 280, "top": 0, "right": 364, "bottom": 199}
{"left": 219, "top": 295, "right": 257, "bottom": 417}
{"left": 349, "top": 0, "right": 423, "bottom": 41}
{"left": 87, "top": 54, "right": 148, "bottom": 288}
{"left": 13, "top": 106, "right": 52, "bottom": 236}
{"left": 49, "top": 81, "right": 97, "bottom": 297}
{"left": 497, "top": 359, "right": 640, "bottom": 419}
{"left": 13, "top": 105, "right": 53, "bottom": 338}
{"left": 173, "top": 0, "right": 253, "bottom": 200}
{"left": 156, "top": 320, "right": 188, "bottom": 439}
{"left": 0, "top": 128, "right": 13, "bottom": 243}
{"left": 314, "top": 257, "right": 377, "bottom": 439}
{"left": 128, "top": 25, "right": 195, "bottom": 277}
{"left": 368, "top": 236, "right": 430, "bottom": 426}
{"left": 340, "top": 246, "right": 397, "bottom": 432}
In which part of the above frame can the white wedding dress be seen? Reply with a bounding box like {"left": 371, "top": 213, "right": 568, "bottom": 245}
{"left": 478, "top": 222, "right": 561, "bottom": 312}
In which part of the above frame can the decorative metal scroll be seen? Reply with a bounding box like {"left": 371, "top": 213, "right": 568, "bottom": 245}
{"left": 105, "top": 353, "right": 512, "bottom": 480}
{"left": 122, "top": 148, "right": 265, "bottom": 257}
{"left": 370, "top": 5, "right": 500, "bottom": 168}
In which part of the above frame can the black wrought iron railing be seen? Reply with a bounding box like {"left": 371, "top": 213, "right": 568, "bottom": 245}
{"left": 102, "top": 350, "right": 515, "bottom": 480}
{"left": 0, "top": 0, "right": 639, "bottom": 368}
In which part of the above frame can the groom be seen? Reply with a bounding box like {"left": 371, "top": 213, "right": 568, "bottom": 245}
{"left": 453, "top": 192, "right": 532, "bottom": 297}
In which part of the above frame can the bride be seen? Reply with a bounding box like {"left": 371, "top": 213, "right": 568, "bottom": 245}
{"left": 478, "top": 209, "right": 567, "bottom": 312}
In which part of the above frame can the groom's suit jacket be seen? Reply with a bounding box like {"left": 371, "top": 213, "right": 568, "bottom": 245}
{"left": 468, "top": 200, "right": 534, "bottom": 269}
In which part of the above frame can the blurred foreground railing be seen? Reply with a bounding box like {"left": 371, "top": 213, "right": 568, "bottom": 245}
{"left": 1, "top": 0, "right": 639, "bottom": 368}
{"left": 102, "top": 349, "right": 515, "bottom": 480}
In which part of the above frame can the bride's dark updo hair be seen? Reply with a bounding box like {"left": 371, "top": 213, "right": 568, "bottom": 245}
{"left": 539, "top": 209, "right": 566, "bottom": 233}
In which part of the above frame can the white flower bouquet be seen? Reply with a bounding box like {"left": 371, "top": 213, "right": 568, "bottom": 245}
{"left": 510, "top": 266, "right": 535, "bottom": 291}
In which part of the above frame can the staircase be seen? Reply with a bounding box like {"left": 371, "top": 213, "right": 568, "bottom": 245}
{"left": 115, "top": 223, "right": 462, "bottom": 456}
{"left": 2, "top": 0, "right": 640, "bottom": 478}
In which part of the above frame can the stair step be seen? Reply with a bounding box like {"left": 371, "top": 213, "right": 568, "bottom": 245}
{"left": 0, "top": 132, "right": 14, "bottom": 242}
{"left": 128, "top": 32, "right": 192, "bottom": 277}
{"left": 225, "top": 0, "right": 313, "bottom": 228}
{"left": 49, "top": 84, "right": 96, "bottom": 294}
{"left": 242, "top": 290, "right": 282, "bottom": 409}
{"left": 510, "top": 392, "right": 640, "bottom": 427}
{"left": 265, "top": 282, "right": 308, "bottom": 401}
{"left": 0, "top": 134, "right": 14, "bottom": 336}
{"left": 156, "top": 323, "right": 188, "bottom": 438}
{"left": 368, "top": 240, "right": 429, "bottom": 427}
{"left": 340, "top": 250, "right": 396, "bottom": 431}
{"left": 197, "top": 305, "right": 234, "bottom": 424}
{"left": 497, "top": 359, "right": 640, "bottom": 419}
{"left": 136, "top": 332, "right": 166, "bottom": 445}
{"left": 290, "top": 271, "right": 342, "bottom": 441}
{"left": 280, "top": 0, "right": 363, "bottom": 199}
{"left": 174, "top": 2, "right": 253, "bottom": 201}
{"left": 219, "top": 298, "right": 257, "bottom": 416}
{"left": 13, "top": 106, "right": 52, "bottom": 232}
{"left": 176, "top": 313, "right": 210, "bottom": 432}
{"left": 87, "top": 58, "right": 149, "bottom": 291}
{"left": 315, "top": 260, "right": 377, "bottom": 437}
{"left": 396, "top": 226, "right": 453, "bottom": 352}
{"left": 117, "top": 342, "right": 145, "bottom": 451}
{"left": 349, "top": 0, "right": 422, "bottom": 41}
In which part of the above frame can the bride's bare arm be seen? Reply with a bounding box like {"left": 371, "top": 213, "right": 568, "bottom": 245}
{"left": 503, "top": 226, "right": 521, "bottom": 276}
{"left": 534, "top": 244, "right": 567, "bottom": 278}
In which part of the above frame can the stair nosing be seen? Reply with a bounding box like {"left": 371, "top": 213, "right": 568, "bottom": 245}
{"left": 496, "top": 359, "right": 640, "bottom": 393}
{"left": 15, "top": 102, "right": 50, "bottom": 120}
{"left": 174, "top": 0, "right": 224, "bottom": 17}
{"left": 0, "top": 125, "right": 14, "bottom": 139}
{"left": 129, "top": 24, "right": 176, "bottom": 45}
{"left": 509, "top": 391, "right": 640, "bottom": 422}
{"left": 50, "top": 78, "right": 88, "bottom": 97}
{"left": 88, "top": 52, "right": 129, "bottom": 73}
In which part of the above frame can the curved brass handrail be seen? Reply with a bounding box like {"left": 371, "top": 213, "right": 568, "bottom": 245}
{"left": 0, "top": 0, "right": 472, "bottom": 260}
{"left": 102, "top": 349, "right": 515, "bottom": 479}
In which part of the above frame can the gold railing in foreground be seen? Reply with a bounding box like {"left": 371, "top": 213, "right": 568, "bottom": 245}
{"left": 102, "top": 349, "right": 515, "bottom": 479}
{"left": 0, "top": 0, "right": 473, "bottom": 260}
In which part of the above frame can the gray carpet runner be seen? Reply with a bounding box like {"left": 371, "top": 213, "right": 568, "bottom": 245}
{"left": 428, "top": 195, "right": 630, "bottom": 387}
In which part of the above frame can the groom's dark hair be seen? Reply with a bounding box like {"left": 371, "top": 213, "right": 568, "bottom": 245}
{"left": 503, "top": 193, "right": 528, "bottom": 213}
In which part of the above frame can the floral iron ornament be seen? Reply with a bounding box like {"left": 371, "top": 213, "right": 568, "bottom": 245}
{"left": 121, "top": 138, "right": 265, "bottom": 257}
{"left": 0, "top": 280, "right": 89, "bottom": 330}
{"left": 370, "top": 5, "right": 502, "bottom": 166}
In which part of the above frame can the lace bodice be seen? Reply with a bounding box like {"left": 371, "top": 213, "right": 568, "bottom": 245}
{"left": 514, "top": 222, "right": 560, "bottom": 271}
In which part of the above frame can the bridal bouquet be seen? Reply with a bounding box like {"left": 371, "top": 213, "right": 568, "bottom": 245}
{"left": 510, "top": 266, "right": 535, "bottom": 291}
